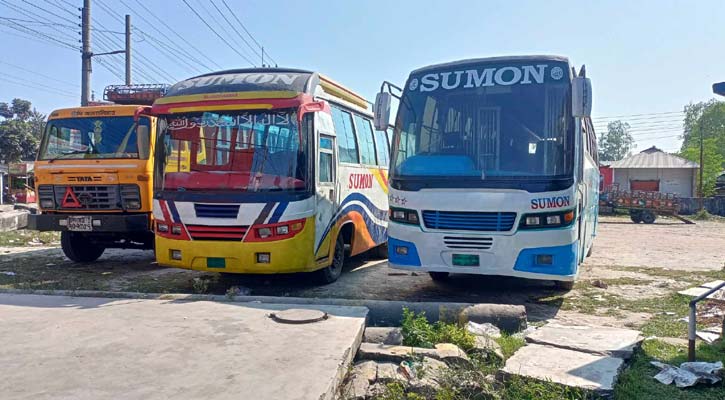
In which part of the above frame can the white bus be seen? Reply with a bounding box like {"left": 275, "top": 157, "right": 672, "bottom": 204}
{"left": 374, "top": 55, "right": 599, "bottom": 289}
{"left": 152, "top": 69, "right": 390, "bottom": 283}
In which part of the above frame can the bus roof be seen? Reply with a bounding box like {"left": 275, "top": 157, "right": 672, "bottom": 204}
{"left": 158, "top": 67, "right": 368, "bottom": 109}
{"left": 410, "top": 55, "right": 571, "bottom": 75}
{"left": 48, "top": 105, "right": 147, "bottom": 120}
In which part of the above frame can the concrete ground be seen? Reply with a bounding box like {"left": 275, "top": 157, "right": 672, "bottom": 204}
{"left": 0, "top": 293, "right": 367, "bottom": 400}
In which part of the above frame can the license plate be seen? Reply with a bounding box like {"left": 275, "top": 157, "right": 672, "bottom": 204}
{"left": 67, "top": 216, "right": 92, "bottom": 231}
{"left": 452, "top": 254, "right": 480, "bottom": 267}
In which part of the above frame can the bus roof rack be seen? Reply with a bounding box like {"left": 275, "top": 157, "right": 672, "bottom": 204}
{"left": 104, "top": 84, "right": 170, "bottom": 105}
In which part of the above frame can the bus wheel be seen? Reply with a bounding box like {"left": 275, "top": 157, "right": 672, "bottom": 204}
{"left": 555, "top": 280, "right": 575, "bottom": 291}
{"left": 375, "top": 242, "right": 388, "bottom": 259}
{"left": 316, "top": 235, "right": 344, "bottom": 284}
{"left": 429, "top": 271, "right": 450, "bottom": 282}
{"left": 61, "top": 232, "right": 105, "bottom": 263}
{"left": 641, "top": 211, "right": 656, "bottom": 224}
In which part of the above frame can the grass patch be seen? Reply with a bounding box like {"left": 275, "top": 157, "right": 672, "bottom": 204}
{"left": 501, "top": 376, "right": 601, "bottom": 399}
{"left": 0, "top": 230, "right": 59, "bottom": 246}
{"left": 400, "top": 308, "right": 476, "bottom": 351}
{"left": 496, "top": 334, "right": 526, "bottom": 360}
{"left": 614, "top": 339, "right": 725, "bottom": 400}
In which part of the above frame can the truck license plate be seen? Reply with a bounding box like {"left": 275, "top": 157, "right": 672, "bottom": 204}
{"left": 67, "top": 216, "right": 92, "bottom": 232}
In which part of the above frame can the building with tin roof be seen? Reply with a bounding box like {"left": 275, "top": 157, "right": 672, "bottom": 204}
{"left": 609, "top": 146, "right": 699, "bottom": 197}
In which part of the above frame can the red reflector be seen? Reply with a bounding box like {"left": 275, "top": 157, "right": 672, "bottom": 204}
{"left": 61, "top": 187, "right": 82, "bottom": 208}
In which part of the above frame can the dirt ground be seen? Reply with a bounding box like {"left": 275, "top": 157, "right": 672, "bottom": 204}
{"left": 1, "top": 216, "right": 724, "bottom": 333}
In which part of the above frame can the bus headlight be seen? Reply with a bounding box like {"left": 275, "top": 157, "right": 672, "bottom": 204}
{"left": 157, "top": 223, "right": 169, "bottom": 233}
{"left": 390, "top": 207, "right": 420, "bottom": 226}
{"left": 520, "top": 209, "right": 575, "bottom": 230}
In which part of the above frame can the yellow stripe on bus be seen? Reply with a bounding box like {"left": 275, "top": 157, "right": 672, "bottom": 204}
{"left": 154, "top": 91, "right": 300, "bottom": 105}
{"left": 167, "top": 104, "right": 274, "bottom": 113}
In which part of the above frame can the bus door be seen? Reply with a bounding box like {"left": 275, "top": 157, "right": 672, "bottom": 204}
{"left": 315, "top": 111, "right": 338, "bottom": 259}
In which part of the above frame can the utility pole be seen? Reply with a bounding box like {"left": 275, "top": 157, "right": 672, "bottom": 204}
{"left": 125, "top": 14, "right": 131, "bottom": 85}
{"left": 81, "top": 0, "right": 92, "bottom": 106}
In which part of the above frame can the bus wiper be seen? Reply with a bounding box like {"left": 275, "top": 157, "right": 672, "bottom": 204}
{"left": 47, "top": 150, "right": 88, "bottom": 163}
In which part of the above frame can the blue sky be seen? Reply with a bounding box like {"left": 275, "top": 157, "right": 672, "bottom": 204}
{"left": 1, "top": 0, "right": 723, "bottom": 153}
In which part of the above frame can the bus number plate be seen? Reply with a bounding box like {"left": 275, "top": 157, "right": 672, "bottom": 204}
{"left": 67, "top": 216, "right": 92, "bottom": 231}
{"left": 452, "top": 254, "right": 479, "bottom": 267}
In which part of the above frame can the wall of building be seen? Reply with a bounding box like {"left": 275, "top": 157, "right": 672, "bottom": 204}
{"left": 612, "top": 168, "right": 695, "bottom": 197}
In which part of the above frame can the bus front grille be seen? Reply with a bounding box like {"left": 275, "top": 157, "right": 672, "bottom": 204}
{"left": 444, "top": 236, "right": 493, "bottom": 250}
{"left": 186, "top": 225, "right": 248, "bottom": 241}
{"left": 422, "top": 210, "right": 516, "bottom": 232}
{"left": 194, "top": 203, "right": 240, "bottom": 219}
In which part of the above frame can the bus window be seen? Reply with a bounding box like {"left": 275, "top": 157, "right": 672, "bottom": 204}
{"left": 354, "top": 114, "right": 377, "bottom": 165}
{"left": 374, "top": 129, "right": 390, "bottom": 167}
{"left": 331, "top": 106, "right": 358, "bottom": 163}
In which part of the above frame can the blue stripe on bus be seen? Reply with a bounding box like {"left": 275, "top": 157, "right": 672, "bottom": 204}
{"left": 314, "top": 194, "right": 388, "bottom": 254}
{"left": 167, "top": 201, "right": 181, "bottom": 223}
{"left": 513, "top": 241, "right": 579, "bottom": 276}
{"left": 268, "top": 202, "right": 288, "bottom": 223}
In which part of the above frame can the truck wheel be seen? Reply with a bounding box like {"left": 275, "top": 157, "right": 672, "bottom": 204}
{"left": 429, "top": 271, "right": 450, "bottom": 282}
{"left": 315, "top": 235, "right": 344, "bottom": 284}
{"left": 555, "top": 280, "right": 575, "bottom": 291}
{"left": 60, "top": 232, "right": 105, "bottom": 263}
{"left": 629, "top": 210, "right": 642, "bottom": 223}
{"left": 641, "top": 211, "right": 656, "bottom": 224}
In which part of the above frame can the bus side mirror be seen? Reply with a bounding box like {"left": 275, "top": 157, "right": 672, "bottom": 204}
{"left": 572, "top": 77, "right": 592, "bottom": 117}
{"left": 373, "top": 92, "right": 392, "bottom": 131}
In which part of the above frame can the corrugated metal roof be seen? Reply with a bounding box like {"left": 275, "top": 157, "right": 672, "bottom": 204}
{"left": 609, "top": 148, "right": 699, "bottom": 169}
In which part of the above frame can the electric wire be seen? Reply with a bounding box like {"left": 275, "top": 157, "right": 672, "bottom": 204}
{"left": 220, "top": 0, "right": 277, "bottom": 66}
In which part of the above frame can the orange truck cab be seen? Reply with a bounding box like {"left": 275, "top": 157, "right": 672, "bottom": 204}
{"left": 26, "top": 85, "right": 167, "bottom": 262}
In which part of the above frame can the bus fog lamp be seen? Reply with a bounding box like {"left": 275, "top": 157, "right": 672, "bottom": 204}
{"left": 256, "top": 252, "right": 271, "bottom": 263}
{"left": 276, "top": 225, "right": 289, "bottom": 235}
{"left": 525, "top": 216, "right": 540, "bottom": 226}
{"left": 170, "top": 249, "right": 182, "bottom": 260}
{"left": 546, "top": 215, "right": 561, "bottom": 225}
{"left": 171, "top": 225, "right": 182, "bottom": 235}
{"left": 536, "top": 254, "right": 553, "bottom": 265}
{"left": 395, "top": 246, "right": 409, "bottom": 255}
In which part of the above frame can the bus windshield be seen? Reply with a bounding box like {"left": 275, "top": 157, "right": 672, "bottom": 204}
{"left": 156, "top": 109, "right": 309, "bottom": 192}
{"left": 393, "top": 61, "right": 573, "bottom": 181}
{"left": 40, "top": 117, "right": 151, "bottom": 160}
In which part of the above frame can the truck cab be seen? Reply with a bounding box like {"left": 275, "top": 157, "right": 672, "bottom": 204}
{"left": 27, "top": 85, "right": 167, "bottom": 262}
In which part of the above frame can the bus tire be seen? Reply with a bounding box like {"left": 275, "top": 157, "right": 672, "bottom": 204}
{"left": 61, "top": 232, "right": 105, "bottom": 263}
{"left": 374, "top": 242, "right": 388, "bottom": 259}
{"left": 641, "top": 211, "right": 656, "bottom": 224}
{"left": 316, "top": 235, "right": 344, "bottom": 284}
{"left": 555, "top": 280, "right": 575, "bottom": 291}
{"left": 429, "top": 271, "right": 450, "bottom": 282}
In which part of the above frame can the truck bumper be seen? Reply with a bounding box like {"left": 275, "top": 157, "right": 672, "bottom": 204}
{"left": 27, "top": 213, "right": 150, "bottom": 232}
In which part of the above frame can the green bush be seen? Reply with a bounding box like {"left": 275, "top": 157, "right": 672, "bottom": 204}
{"left": 693, "top": 209, "right": 712, "bottom": 220}
{"left": 400, "top": 308, "right": 476, "bottom": 351}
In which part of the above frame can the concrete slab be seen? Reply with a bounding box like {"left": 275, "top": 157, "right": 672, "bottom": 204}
{"left": 0, "top": 293, "right": 367, "bottom": 400}
{"left": 526, "top": 323, "right": 642, "bottom": 359}
{"left": 678, "top": 281, "right": 725, "bottom": 301}
{"left": 501, "top": 343, "right": 624, "bottom": 394}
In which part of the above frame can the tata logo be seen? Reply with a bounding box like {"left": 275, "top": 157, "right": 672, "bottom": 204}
{"left": 415, "top": 64, "right": 562, "bottom": 92}
{"left": 69, "top": 176, "right": 94, "bottom": 182}
{"left": 531, "top": 195, "right": 571, "bottom": 210}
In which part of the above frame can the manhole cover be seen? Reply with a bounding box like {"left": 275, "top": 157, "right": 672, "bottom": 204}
{"left": 270, "top": 308, "right": 328, "bottom": 324}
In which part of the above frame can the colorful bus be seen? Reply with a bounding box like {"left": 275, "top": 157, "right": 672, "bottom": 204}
{"left": 374, "top": 55, "right": 599, "bottom": 289}
{"left": 28, "top": 85, "right": 167, "bottom": 262}
{"left": 151, "top": 68, "right": 389, "bottom": 283}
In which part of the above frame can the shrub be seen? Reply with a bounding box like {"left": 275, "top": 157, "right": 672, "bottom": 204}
{"left": 400, "top": 308, "right": 476, "bottom": 351}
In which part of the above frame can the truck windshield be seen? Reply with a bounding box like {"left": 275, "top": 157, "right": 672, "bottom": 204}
{"left": 156, "top": 109, "right": 309, "bottom": 192}
{"left": 39, "top": 117, "right": 151, "bottom": 160}
{"left": 393, "top": 61, "right": 574, "bottom": 181}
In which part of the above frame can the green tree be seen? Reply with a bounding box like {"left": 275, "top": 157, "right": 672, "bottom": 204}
{"left": 680, "top": 138, "right": 724, "bottom": 197}
{"left": 598, "top": 120, "right": 635, "bottom": 161}
{"left": 0, "top": 98, "right": 43, "bottom": 162}
{"left": 681, "top": 100, "right": 725, "bottom": 159}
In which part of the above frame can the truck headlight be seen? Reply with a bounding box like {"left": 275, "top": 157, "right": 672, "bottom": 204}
{"left": 40, "top": 199, "right": 55, "bottom": 209}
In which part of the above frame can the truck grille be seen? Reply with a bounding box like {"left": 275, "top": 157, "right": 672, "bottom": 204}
{"left": 186, "top": 225, "right": 248, "bottom": 241}
{"left": 444, "top": 236, "right": 493, "bottom": 250}
{"left": 422, "top": 210, "right": 516, "bottom": 232}
{"left": 53, "top": 185, "right": 121, "bottom": 210}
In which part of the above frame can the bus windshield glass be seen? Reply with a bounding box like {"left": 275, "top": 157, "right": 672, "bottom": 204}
{"left": 157, "top": 109, "right": 308, "bottom": 192}
{"left": 40, "top": 116, "right": 151, "bottom": 160}
{"left": 393, "top": 61, "right": 573, "bottom": 180}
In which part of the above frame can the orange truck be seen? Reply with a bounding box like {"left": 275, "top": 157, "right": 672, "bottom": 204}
{"left": 26, "top": 85, "right": 166, "bottom": 262}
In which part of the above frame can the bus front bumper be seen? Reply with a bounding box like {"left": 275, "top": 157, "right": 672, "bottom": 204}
{"left": 387, "top": 224, "right": 580, "bottom": 281}
{"left": 155, "top": 221, "right": 317, "bottom": 274}
{"left": 27, "top": 213, "right": 151, "bottom": 232}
